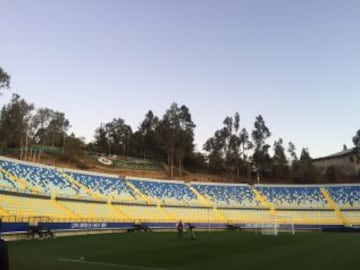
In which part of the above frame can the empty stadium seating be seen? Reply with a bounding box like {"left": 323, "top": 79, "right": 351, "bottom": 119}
{"left": 274, "top": 210, "right": 341, "bottom": 225}
{"left": 0, "top": 193, "right": 69, "bottom": 219}
{"left": 0, "top": 160, "right": 84, "bottom": 196}
{"left": 116, "top": 204, "right": 170, "bottom": 222}
{"left": 342, "top": 210, "right": 360, "bottom": 225}
{"left": 255, "top": 185, "right": 329, "bottom": 209}
{"left": 65, "top": 171, "right": 137, "bottom": 201}
{"left": 58, "top": 200, "right": 119, "bottom": 220}
{"left": 325, "top": 185, "right": 360, "bottom": 209}
{"left": 221, "top": 209, "right": 275, "bottom": 224}
{"left": 0, "top": 170, "right": 21, "bottom": 190}
{"left": 163, "top": 206, "right": 224, "bottom": 223}
{"left": 128, "top": 178, "right": 201, "bottom": 205}
{"left": 0, "top": 156, "right": 359, "bottom": 227}
{"left": 192, "top": 183, "right": 260, "bottom": 207}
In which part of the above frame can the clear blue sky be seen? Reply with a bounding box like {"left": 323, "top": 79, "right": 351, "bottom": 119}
{"left": 1, "top": 0, "right": 359, "bottom": 158}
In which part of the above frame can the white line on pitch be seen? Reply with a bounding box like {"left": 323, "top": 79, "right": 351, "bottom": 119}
{"left": 58, "top": 258, "right": 169, "bottom": 270}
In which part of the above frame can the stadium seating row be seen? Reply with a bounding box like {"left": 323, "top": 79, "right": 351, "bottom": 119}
{"left": 255, "top": 185, "right": 330, "bottom": 209}
{"left": 191, "top": 183, "right": 260, "bottom": 208}
{"left": 0, "top": 193, "right": 68, "bottom": 219}
{"left": 0, "top": 192, "right": 346, "bottom": 225}
{"left": 128, "top": 177, "right": 202, "bottom": 206}
{"left": 326, "top": 186, "right": 360, "bottom": 209}
{"left": 66, "top": 171, "right": 138, "bottom": 202}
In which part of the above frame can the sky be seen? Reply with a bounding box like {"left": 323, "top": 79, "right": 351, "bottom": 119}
{"left": 0, "top": 0, "right": 359, "bottom": 158}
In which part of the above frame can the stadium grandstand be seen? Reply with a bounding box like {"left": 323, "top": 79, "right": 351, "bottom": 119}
{"left": 0, "top": 155, "right": 359, "bottom": 239}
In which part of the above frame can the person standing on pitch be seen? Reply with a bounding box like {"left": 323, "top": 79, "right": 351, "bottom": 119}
{"left": 177, "top": 220, "right": 183, "bottom": 239}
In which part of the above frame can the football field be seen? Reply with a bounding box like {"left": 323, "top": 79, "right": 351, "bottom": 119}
{"left": 8, "top": 231, "right": 360, "bottom": 270}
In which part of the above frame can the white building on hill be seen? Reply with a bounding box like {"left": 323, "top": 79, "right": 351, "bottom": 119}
{"left": 312, "top": 147, "right": 360, "bottom": 176}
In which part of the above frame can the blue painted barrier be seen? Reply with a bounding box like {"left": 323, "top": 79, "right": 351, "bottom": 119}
{"left": 0, "top": 222, "right": 356, "bottom": 234}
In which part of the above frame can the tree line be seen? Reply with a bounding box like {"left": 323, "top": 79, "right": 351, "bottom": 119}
{"left": 1, "top": 66, "right": 359, "bottom": 182}
{"left": 90, "top": 103, "right": 195, "bottom": 178}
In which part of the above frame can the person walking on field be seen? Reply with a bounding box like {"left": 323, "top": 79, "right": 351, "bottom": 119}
{"left": 177, "top": 220, "right": 183, "bottom": 239}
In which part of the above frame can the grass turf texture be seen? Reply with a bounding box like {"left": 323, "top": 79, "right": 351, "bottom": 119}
{"left": 9, "top": 231, "right": 360, "bottom": 270}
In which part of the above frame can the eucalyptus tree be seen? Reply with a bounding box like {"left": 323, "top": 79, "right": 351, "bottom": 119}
{"left": 299, "top": 148, "right": 311, "bottom": 161}
{"left": 351, "top": 129, "right": 360, "bottom": 172}
{"left": 204, "top": 112, "right": 252, "bottom": 179}
{"left": 251, "top": 115, "right": 271, "bottom": 183}
{"left": 0, "top": 94, "right": 34, "bottom": 152}
{"left": 0, "top": 67, "right": 10, "bottom": 92}
{"left": 46, "top": 111, "right": 70, "bottom": 147}
{"left": 353, "top": 129, "right": 360, "bottom": 148}
{"left": 138, "top": 110, "right": 160, "bottom": 159}
{"left": 239, "top": 128, "right": 253, "bottom": 178}
{"left": 176, "top": 105, "right": 195, "bottom": 176}
{"left": 159, "top": 103, "right": 195, "bottom": 178}
{"left": 94, "top": 124, "right": 109, "bottom": 154}
{"left": 272, "top": 138, "right": 288, "bottom": 180}
{"left": 31, "top": 108, "right": 70, "bottom": 147}
{"left": 105, "top": 118, "right": 133, "bottom": 156}
{"left": 287, "top": 142, "right": 298, "bottom": 163}
{"left": 30, "top": 108, "right": 53, "bottom": 143}
{"left": 203, "top": 129, "right": 227, "bottom": 173}
{"left": 224, "top": 113, "right": 247, "bottom": 179}
{"left": 224, "top": 113, "right": 241, "bottom": 177}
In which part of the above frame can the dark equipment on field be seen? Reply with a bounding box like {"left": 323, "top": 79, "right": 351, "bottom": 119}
{"left": 186, "top": 223, "right": 196, "bottom": 240}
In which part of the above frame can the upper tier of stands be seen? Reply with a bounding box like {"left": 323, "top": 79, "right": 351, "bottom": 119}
{"left": 0, "top": 160, "right": 84, "bottom": 196}
{"left": 65, "top": 171, "right": 137, "bottom": 202}
{"left": 255, "top": 185, "right": 329, "bottom": 209}
{"left": 326, "top": 185, "right": 360, "bottom": 209}
{"left": 192, "top": 183, "right": 260, "bottom": 208}
{"left": 0, "top": 169, "right": 21, "bottom": 190}
{"left": 127, "top": 177, "right": 201, "bottom": 205}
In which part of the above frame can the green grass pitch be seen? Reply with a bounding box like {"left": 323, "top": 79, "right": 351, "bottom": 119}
{"left": 8, "top": 231, "right": 360, "bottom": 270}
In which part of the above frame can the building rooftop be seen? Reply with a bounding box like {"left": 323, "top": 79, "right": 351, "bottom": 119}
{"left": 312, "top": 147, "right": 359, "bottom": 162}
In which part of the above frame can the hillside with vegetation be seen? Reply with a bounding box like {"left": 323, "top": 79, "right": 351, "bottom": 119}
{"left": 1, "top": 66, "right": 359, "bottom": 184}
